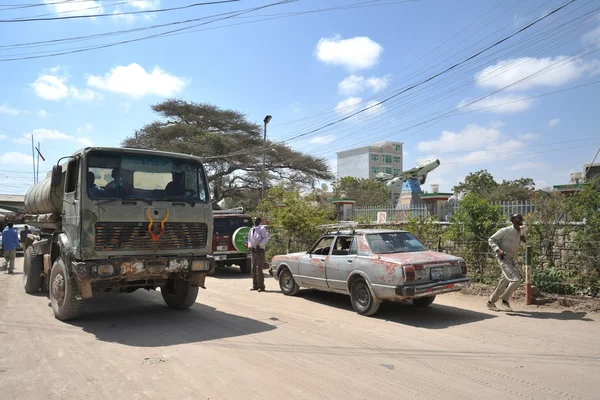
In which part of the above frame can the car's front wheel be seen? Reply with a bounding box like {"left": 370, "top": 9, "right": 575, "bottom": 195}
{"left": 412, "top": 295, "right": 436, "bottom": 307}
{"left": 238, "top": 259, "right": 251, "bottom": 274}
{"left": 350, "top": 279, "right": 380, "bottom": 316}
{"left": 278, "top": 268, "right": 299, "bottom": 296}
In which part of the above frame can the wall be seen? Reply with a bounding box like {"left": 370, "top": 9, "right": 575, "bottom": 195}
{"left": 336, "top": 151, "right": 370, "bottom": 180}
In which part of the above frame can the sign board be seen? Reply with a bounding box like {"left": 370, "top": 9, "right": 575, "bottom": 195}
{"left": 377, "top": 212, "right": 387, "bottom": 224}
{"left": 232, "top": 226, "right": 251, "bottom": 253}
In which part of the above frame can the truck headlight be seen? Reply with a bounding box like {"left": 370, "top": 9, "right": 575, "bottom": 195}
{"left": 98, "top": 265, "right": 114, "bottom": 277}
{"left": 191, "top": 260, "right": 210, "bottom": 271}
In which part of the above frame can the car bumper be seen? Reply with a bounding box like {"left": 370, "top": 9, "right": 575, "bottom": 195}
{"left": 395, "top": 277, "right": 471, "bottom": 298}
{"left": 213, "top": 252, "right": 250, "bottom": 264}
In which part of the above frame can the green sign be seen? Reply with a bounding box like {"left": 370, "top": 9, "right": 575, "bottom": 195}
{"left": 232, "top": 226, "right": 251, "bottom": 253}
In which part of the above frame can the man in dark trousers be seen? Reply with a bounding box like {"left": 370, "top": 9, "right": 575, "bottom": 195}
{"left": 20, "top": 225, "right": 31, "bottom": 252}
{"left": 2, "top": 223, "right": 20, "bottom": 274}
{"left": 487, "top": 214, "right": 527, "bottom": 311}
{"left": 247, "top": 217, "right": 269, "bottom": 292}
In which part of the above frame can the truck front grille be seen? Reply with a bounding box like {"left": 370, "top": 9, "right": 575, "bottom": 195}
{"left": 95, "top": 222, "right": 208, "bottom": 251}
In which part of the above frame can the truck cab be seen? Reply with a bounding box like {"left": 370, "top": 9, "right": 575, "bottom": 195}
{"left": 23, "top": 147, "right": 214, "bottom": 321}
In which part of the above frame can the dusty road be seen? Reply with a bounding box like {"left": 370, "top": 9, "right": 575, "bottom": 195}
{"left": 1, "top": 259, "right": 600, "bottom": 400}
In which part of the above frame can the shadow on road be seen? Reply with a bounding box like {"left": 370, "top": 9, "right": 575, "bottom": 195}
{"left": 69, "top": 290, "right": 276, "bottom": 347}
{"left": 209, "top": 266, "right": 250, "bottom": 280}
{"left": 505, "top": 310, "right": 594, "bottom": 321}
{"left": 297, "top": 290, "right": 495, "bottom": 328}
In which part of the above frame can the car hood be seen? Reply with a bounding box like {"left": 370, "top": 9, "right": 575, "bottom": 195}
{"left": 378, "top": 250, "right": 461, "bottom": 265}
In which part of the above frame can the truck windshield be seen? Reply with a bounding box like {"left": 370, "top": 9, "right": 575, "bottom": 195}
{"left": 366, "top": 232, "right": 427, "bottom": 254}
{"left": 87, "top": 152, "right": 208, "bottom": 202}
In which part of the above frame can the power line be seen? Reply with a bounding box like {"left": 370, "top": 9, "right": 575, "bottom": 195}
{"left": 0, "top": 0, "right": 241, "bottom": 22}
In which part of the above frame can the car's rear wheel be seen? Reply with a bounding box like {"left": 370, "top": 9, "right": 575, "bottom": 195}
{"left": 350, "top": 279, "right": 380, "bottom": 316}
{"left": 278, "top": 268, "right": 299, "bottom": 296}
{"left": 412, "top": 295, "right": 436, "bottom": 307}
{"left": 238, "top": 259, "right": 251, "bottom": 274}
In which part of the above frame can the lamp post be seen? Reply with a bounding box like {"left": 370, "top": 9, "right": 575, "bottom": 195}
{"left": 262, "top": 115, "right": 272, "bottom": 200}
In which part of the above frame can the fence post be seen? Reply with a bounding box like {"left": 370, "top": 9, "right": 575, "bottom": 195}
{"left": 525, "top": 245, "right": 532, "bottom": 305}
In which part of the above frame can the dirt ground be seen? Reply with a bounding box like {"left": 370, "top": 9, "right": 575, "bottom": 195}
{"left": 1, "top": 259, "right": 600, "bottom": 400}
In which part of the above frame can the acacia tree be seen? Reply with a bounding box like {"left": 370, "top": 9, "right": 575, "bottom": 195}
{"left": 122, "top": 99, "right": 333, "bottom": 205}
{"left": 454, "top": 169, "right": 535, "bottom": 201}
{"left": 332, "top": 177, "right": 391, "bottom": 206}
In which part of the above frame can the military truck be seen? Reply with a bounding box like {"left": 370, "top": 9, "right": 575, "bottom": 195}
{"left": 23, "top": 147, "right": 214, "bottom": 321}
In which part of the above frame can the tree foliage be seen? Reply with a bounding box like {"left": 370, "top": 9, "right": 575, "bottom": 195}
{"left": 453, "top": 169, "right": 535, "bottom": 201}
{"left": 257, "top": 184, "right": 336, "bottom": 259}
{"left": 332, "top": 177, "right": 391, "bottom": 206}
{"left": 122, "top": 99, "right": 334, "bottom": 206}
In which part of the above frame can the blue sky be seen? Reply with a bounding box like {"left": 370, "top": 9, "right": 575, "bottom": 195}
{"left": 1, "top": 0, "right": 599, "bottom": 195}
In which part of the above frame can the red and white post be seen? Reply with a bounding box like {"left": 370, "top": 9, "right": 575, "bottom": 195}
{"left": 525, "top": 245, "right": 532, "bottom": 305}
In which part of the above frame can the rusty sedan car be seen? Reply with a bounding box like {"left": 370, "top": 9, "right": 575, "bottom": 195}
{"left": 269, "top": 229, "right": 470, "bottom": 316}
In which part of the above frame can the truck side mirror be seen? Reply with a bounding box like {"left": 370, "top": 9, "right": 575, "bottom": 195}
{"left": 51, "top": 165, "right": 62, "bottom": 188}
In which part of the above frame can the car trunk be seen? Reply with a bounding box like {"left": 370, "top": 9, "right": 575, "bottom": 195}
{"left": 381, "top": 250, "right": 463, "bottom": 283}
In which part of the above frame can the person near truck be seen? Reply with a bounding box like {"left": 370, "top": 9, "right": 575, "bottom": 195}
{"left": 487, "top": 214, "right": 527, "bottom": 311}
{"left": 2, "top": 223, "right": 20, "bottom": 274}
{"left": 247, "top": 217, "right": 269, "bottom": 292}
{"left": 19, "top": 225, "right": 31, "bottom": 252}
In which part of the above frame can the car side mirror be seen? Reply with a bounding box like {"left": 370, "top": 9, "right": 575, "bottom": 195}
{"left": 51, "top": 165, "right": 62, "bottom": 188}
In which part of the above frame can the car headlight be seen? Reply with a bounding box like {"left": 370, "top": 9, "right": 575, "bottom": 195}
{"left": 191, "top": 260, "right": 210, "bottom": 271}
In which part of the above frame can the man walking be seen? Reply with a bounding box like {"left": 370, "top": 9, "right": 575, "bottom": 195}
{"left": 487, "top": 214, "right": 526, "bottom": 311}
{"left": 20, "top": 225, "right": 31, "bottom": 252}
{"left": 247, "top": 217, "right": 269, "bottom": 292}
{"left": 2, "top": 223, "right": 20, "bottom": 275}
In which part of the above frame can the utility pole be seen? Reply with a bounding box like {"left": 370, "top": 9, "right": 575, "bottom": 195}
{"left": 31, "top": 134, "right": 35, "bottom": 185}
{"left": 261, "top": 115, "right": 272, "bottom": 200}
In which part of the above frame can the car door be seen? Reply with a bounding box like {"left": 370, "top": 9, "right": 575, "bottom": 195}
{"left": 326, "top": 236, "right": 357, "bottom": 291}
{"left": 298, "top": 236, "right": 334, "bottom": 288}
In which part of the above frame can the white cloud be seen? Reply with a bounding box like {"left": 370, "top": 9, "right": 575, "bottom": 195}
{"left": 519, "top": 132, "right": 539, "bottom": 140}
{"left": 475, "top": 57, "right": 600, "bottom": 91}
{"left": 0, "top": 152, "right": 34, "bottom": 166}
{"left": 0, "top": 104, "right": 20, "bottom": 115}
{"left": 316, "top": 35, "right": 383, "bottom": 71}
{"left": 44, "top": 0, "right": 102, "bottom": 17}
{"left": 418, "top": 123, "right": 525, "bottom": 166}
{"left": 38, "top": 109, "right": 49, "bottom": 117}
{"left": 77, "top": 123, "right": 93, "bottom": 134}
{"left": 15, "top": 128, "right": 93, "bottom": 147}
{"left": 87, "top": 63, "right": 189, "bottom": 98}
{"left": 338, "top": 75, "right": 390, "bottom": 96}
{"left": 288, "top": 101, "right": 301, "bottom": 113}
{"left": 458, "top": 93, "right": 534, "bottom": 114}
{"left": 506, "top": 161, "right": 546, "bottom": 171}
{"left": 335, "top": 96, "right": 362, "bottom": 115}
{"left": 417, "top": 123, "right": 501, "bottom": 153}
{"left": 31, "top": 71, "right": 101, "bottom": 102}
{"left": 310, "top": 135, "right": 336, "bottom": 145}
{"left": 582, "top": 22, "right": 600, "bottom": 48}
{"left": 365, "top": 100, "right": 385, "bottom": 117}
{"left": 549, "top": 118, "right": 561, "bottom": 127}
{"left": 128, "top": 0, "right": 160, "bottom": 10}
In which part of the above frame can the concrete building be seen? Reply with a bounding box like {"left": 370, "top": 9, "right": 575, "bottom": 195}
{"left": 336, "top": 141, "right": 403, "bottom": 203}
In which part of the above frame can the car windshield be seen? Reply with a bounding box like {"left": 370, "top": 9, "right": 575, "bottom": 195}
{"left": 214, "top": 217, "right": 253, "bottom": 235}
{"left": 87, "top": 152, "right": 208, "bottom": 202}
{"left": 366, "top": 232, "right": 427, "bottom": 254}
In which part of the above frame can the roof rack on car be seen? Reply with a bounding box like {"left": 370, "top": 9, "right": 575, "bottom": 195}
{"left": 318, "top": 221, "right": 358, "bottom": 235}
{"left": 213, "top": 207, "right": 246, "bottom": 214}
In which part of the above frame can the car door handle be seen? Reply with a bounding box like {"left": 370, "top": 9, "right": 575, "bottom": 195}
{"left": 346, "top": 259, "right": 354, "bottom": 263}
{"left": 320, "top": 258, "right": 326, "bottom": 262}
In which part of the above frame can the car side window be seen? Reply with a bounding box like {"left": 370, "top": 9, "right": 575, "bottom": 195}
{"left": 310, "top": 237, "right": 334, "bottom": 256}
{"left": 348, "top": 238, "right": 358, "bottom": 255}
{"left": 331, "top": 236, "right": 353, "bottom": 256}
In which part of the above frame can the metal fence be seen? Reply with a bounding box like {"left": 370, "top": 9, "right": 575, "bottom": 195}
{"left": 351, "top": 200, "right": 536, "bottom": 222}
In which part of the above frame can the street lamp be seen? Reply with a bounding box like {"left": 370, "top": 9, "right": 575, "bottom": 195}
{"left": 262, "top": 115, "right": 272, "bottom": 200}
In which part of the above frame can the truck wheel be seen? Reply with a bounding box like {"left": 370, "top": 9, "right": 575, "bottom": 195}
{"left": 279, "top": 268, "right": 299, "bottom": 296}
{"left": 161, "top": 278, "right": 198, "bottom": 309}
{"left": 350, "top": 278, "right": 380, "bottom": 316}
{"left": 49, "top": 258, "right": 83, "bottom": 321}
{"left": 412, "top": 295, "right": 436, "bottom": 307}
{"left": 23, "top": 247, "right": 43, "bottom": 294}
{"left": 238, "top": 259, "right": 251, "bottom": 274}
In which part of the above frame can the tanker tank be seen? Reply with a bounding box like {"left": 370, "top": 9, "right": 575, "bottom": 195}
{"left": 24, "top": 174, "right": 64, "bottom": 215}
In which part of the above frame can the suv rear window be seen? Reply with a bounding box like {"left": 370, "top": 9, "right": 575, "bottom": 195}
{"left": 214, "top": 217, "right": 252, "bottom": 235}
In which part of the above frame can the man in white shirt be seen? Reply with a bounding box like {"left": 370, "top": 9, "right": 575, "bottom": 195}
{"left": 487, "top": 214, "right": 526, "bottom": 311}
{"left": 247, "top": 217, "right": 269, "bottom": 292}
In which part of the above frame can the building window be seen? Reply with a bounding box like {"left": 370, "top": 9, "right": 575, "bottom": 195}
{"left": 393, "top": 156, "right": 401, "bottom": 163}
{"left": 371, "top": 154, "right": 379, "bottom": 162}
{"left": 382, "top": 155, "right": 392, "bottom": 164}
{"left": 383, "top": 167, "right": 392, "bottom": 174}
{"left": 393, "top": 168, "right": 400, "bottom": 175}
{"left": 372, "top": 167, "right": 379, "bottom": 174}
{"left": 394, "top": 144, "right": 402, "bottom": 151}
